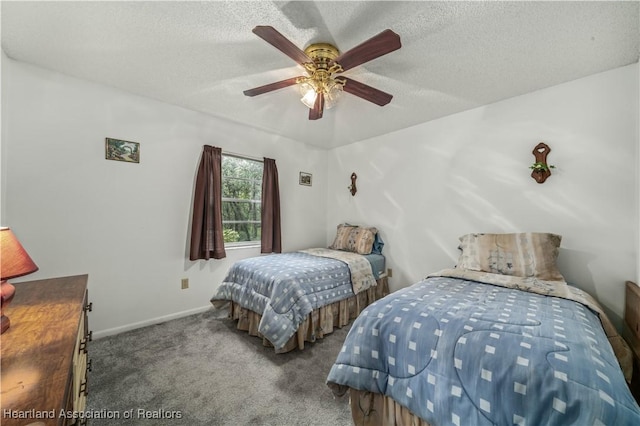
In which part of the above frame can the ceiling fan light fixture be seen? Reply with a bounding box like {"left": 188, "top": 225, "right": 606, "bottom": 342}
{"left": 299, "top": 77, "right": 344, "bottom": 110}
{"left": 300, "top": 83, "right": 318, "bottom": 109}
{"left": 324, "top": 79, "right": 343, "bottom": 109}
{"left": 296, "top": 42, "right": 345, "bottom": 111}
{"left": 297, "top": 70, "right": 345, "bottom": 110}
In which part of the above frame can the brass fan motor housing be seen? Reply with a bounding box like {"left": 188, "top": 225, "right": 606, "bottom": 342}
{"left": 304, "top": 43, "right": 340, "bottom": 67}
{"left": 297, "top": 43, "right": 345, "bottom": 94}
{"left": 301, "top": 43, "right": 344, "bottom": 85}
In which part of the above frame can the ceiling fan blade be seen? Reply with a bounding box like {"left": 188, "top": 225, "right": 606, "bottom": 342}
{"left": 252, "top": 26, "right": 311, "bottom": 65}
{"left": 341, "top": 77, "right": 393, "bottom": 106}
{"left": 333, "top": 29, "right": 401, "bottom": 72}
{"left": 309, "top": 93, "right": 324, "bottom": 120}
{"left": 243, "top": 77, "right": 300, "bottom": 97}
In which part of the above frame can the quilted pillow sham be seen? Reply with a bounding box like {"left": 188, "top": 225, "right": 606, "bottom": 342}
{"left": 456, "top": 232, "right": 565, "bottom": 281}
{"left": 329, "top": 224, "right": 377, "bottom": 255}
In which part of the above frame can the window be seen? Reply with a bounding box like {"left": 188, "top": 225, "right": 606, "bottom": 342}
{"left": 221, "top": 154, "right": 263, "bottom": 245}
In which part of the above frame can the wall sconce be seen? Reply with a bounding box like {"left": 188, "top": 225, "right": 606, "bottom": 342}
{"left": 1, "top": 227, "right": 39, "bottom": 334}
{"left": 530, "top": 142, "right": 555, "bottom": 184}
{"left": 348, "top": 173, "right": 358, "bottom": 196}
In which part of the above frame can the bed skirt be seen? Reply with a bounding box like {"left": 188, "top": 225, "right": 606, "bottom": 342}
{"left": 227, "top": 276, "right": 389, "bottom": 353}
{"left": 349, "top": 388, "right": 431, "bottom": 426}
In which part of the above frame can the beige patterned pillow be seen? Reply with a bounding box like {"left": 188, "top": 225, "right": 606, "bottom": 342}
{"left": 329, "top": 224, "right": 377, "bottom": 255}
{"left": 456, "top": 232, "right": 565, "bottom": 281}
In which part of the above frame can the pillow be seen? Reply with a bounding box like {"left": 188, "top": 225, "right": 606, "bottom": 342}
{"left": 329, "top": 224, "right": 377, "bottom": 255}
{"left": 456, "top": 232, "right": 565, "bottom": 281}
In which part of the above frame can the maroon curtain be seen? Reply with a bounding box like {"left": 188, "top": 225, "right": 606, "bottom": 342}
{"left": 189, "top": 145, "right": 226, "bottom": 260}
{"left": 261, "top": 158, "right": 281, "bottom": 253}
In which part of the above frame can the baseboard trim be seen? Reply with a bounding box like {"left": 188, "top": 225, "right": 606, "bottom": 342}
{"left": 93, "top": 305, "right": 212, "bottom": 339}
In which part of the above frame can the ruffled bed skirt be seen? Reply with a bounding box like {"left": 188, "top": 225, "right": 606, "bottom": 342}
{"left": 227, "top": 277, "right": 389, "bottom": 353}
{"left": 349, "top": 388, "right": 430, "bottom": 426}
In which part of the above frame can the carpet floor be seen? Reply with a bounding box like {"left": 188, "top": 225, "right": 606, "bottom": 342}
{"left": 87, "top": 309, "right": 353, "bottom": 425}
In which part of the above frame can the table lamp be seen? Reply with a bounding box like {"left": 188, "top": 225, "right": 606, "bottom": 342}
{"left": 1, "top": 227, "right": 39, "bottom": 334}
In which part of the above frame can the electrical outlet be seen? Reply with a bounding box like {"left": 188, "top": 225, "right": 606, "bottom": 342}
{"left": 181, "top": 278, "right": 189, "bottom": 289}
{"left": 387, "top": 268, "right": 393, "bottom": 278}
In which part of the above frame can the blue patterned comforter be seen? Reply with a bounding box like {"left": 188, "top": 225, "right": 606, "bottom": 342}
{"left": 212, "top": 251, "right": 369, "bottom": 350}
{"left": 327, "top": 276, "right": 640, "bottom": 425}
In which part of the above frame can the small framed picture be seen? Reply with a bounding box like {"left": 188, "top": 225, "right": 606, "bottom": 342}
{"left": 299, "top": 172, "right": 312, "bottom": 186}
{"left": 105, "top": 138, "right": 140, "bottom": 163}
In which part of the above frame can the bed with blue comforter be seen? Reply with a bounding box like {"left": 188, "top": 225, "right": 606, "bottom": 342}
{"left": 211, "top": 249, "right": 387, "bottom": 352}
{"left": 327, "top": 273, "right": 640, "bottom": 425}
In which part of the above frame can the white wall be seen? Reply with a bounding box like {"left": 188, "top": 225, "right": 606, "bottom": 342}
{"left": 1, "top": 57, "right": 328, "bottom": 337}
{"left": 1, "top": 52, "right": 10, "bottom": 222}
{"left": 326, "top": 63, "right": 639, "bottom": 329}
{"left": 3, "top": 55, "right": 638, "bottom": 336}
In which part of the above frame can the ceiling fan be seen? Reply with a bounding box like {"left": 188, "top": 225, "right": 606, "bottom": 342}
{"left": 243, "top": 26, "right": 401, "bottom": 120}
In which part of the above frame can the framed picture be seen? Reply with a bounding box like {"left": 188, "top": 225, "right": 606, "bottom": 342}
{"left": 299, "top": 172, "right": 312, "bottom": 186}
{"left": 105, "top": 138, "right": 140, "bottom": 163}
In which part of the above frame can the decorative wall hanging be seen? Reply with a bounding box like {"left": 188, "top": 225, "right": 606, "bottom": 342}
{"left": 299, "top": 172, "right": 312, "bottom": 186}
{"left": 105, "top": 138, "right": 140, "bottom": 163}
{"left": 348, "top": 173, "right": 358, "bottom": 196}
{"left": 530, "top": 142, "right": 554, "bottom": 184}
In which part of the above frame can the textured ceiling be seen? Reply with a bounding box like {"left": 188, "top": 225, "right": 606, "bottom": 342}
{"left": 2, "top": 1, "right": 638, "bottom": 149}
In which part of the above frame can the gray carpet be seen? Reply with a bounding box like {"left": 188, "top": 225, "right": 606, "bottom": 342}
{"left": 87, "top": 309, "right": 353, "bottom": 425}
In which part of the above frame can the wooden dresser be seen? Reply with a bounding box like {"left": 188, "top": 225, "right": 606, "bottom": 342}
{"left": 1, "top": 275, "right": 92, "bottom": 426}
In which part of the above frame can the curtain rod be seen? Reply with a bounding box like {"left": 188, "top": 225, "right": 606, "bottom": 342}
{"left": 222, "top": 150, "right": 264, "bottom": 163}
